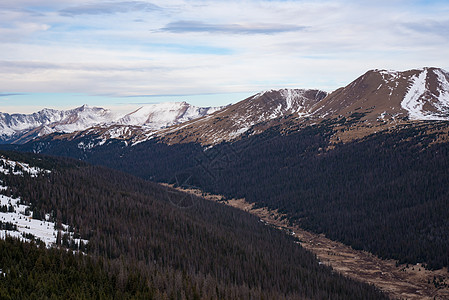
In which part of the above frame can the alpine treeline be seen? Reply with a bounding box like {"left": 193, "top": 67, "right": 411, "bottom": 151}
{"left": 0, "top": 151, "right": 385, "bottom": 299}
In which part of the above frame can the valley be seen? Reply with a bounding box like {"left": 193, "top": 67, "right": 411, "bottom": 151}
{"left": 168, "top": 185, "right": 449, "bottom": 300}
{"left": 0, "top": 151, "right": 386, "bottom": 299}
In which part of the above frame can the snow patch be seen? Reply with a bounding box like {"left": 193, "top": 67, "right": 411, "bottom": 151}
{"left": 0, "top": 193, "right": 86, "bottom": 248}
{"left": 0, "top": 158, "right": 51, "bottom": 177}
{"left": 402, "top": 69, "right": 429, "bottom": 120}
{"left": 434, "top": 69, "right": 449, "bottom": 113}
{"left": 0, "top": 158, "right": 87, "bottom": 248}
{"left": 377, "top": 111, "right": 387, "bottom": 120}
{"left": 402, "top": 69, "right": 449, "bottom": 120}
{"left": 227, "top": 127, "right": 250, "bottom": 139}
{"left": 378, "top": 69, "right": 400, "bottom": 84}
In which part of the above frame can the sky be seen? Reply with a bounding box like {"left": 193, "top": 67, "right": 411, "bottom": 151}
{"left": 0, "top": 0, "right": 448, "bottom": 113}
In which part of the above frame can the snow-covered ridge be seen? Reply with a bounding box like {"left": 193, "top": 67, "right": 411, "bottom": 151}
{"left": 0, "top": 105, "right": 115, "bottom": 137}
{"left": 253, "top": 88, "right": 327, "bottom": 114}
{"left": 0, "top": 102, "right": 224, "bottom": 144}
{"left": 116, "top": 101, "right": 223, "bottom": 130}
{"left": 401, "top": 68, "right": 449, "bottom": 120}
{"left": 155, "top": 88, "right": 328, "bottom": 146}
{"left": 0, "top": 158, "right": 87, "bottom": 248}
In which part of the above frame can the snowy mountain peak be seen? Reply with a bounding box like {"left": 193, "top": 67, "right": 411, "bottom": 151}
{"left": 157, "top": 88, "right": 327, "bottom": 145}
{"left": 115, "top": 102, "right": 224, "bottom": 130}
{"left": 312, "top": 67, "right": 449, "bottom": 122}
{"left": 249, "top": 88, "right": 327, "bottom": 116}
{"left": 0, "top": 102, "right": 225, "bottom": 144}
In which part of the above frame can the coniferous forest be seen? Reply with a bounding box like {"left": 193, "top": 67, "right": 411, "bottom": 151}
{"left": 11, "top": 119, "right": 449, "bottom": 270}
{"left": 0, "top": 151, "right": 386, "bottom": 299}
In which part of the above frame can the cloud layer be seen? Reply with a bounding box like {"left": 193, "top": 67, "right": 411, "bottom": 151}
{"left": 160, "top": 21, "right": 307, "bottom": 34}
{"left": 60, "top": 1, "right": 161, "bottom": 16}
{"left": 0, "top": 0, "right": 448, "bottom": 110}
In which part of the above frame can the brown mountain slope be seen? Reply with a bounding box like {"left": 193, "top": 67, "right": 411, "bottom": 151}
{"left": 21, "top": 67, "right": 449, "bottom": 148}
{"left": 311, "top": 67, "right": 449, "bottom": 122}
{"left": 157, "top": 89, "right": 327, "bottom": 145}
{"left": 156, "top": 67, "right": 449, "bottom": 146}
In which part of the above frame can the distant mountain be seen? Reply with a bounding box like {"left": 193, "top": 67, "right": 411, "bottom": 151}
{"left": 3, "top": 67, "right": 449, "bottom": 147}
{"left": 0, "top": 105, "right": 114, "bottom": 144}
{"left": 0, "top": 102, "right": 224, "bottom": 144}
{"left": 9, "top": 88, "right": 326, "bottom": 147}
{"left": 158, "top": 89, "right": 327, "bottom": 145}
{"left": 4, "top": 67, "right": 449, "bottom": 151}
{"left": 311, "top": 67, "right": 449, "bottom": 122}
{"left": 115, "top": 101, "right": 222, "bottom": 129}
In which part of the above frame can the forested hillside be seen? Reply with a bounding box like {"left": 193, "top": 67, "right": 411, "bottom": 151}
{"left": 0, "top": 237, "right": 152, "bottom": 299}
{"left": 204, "top": 121, "right": 449, "bottom": 270}
{"left": 0, "top": 151, "right": 385, "bottom": 299}
{"left": 13, "top": 118, "right": 449, "bottom": 270}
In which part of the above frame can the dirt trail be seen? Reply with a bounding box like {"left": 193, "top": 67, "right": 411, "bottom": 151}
{"left": 163, "top": 184, "right": 449, "bottom": 300}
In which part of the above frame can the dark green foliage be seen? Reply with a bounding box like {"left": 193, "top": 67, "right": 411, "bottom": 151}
{"left": 0, "top": 222, "right": 17, "bottom": 231}
{"left": 204, "top": 122, "right": 449, "bottom": 270}
{"left": 12, "top": 121, "right": 449, "bottom": 270}
{"left": 0, "top": 151, "right": 385, "bottom": 299}
{"left": 0, "top": 237, "right": 152, "bottom": 299}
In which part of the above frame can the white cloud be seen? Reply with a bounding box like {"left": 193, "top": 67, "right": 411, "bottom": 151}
{"left": 159, "top": 21, "right": 307, "bottom": 34}
{"left": 0, "top": 0, "right": 448, "bottom": 110}
{"left": 59, "top": 1, "right": 161, "bottom": 16}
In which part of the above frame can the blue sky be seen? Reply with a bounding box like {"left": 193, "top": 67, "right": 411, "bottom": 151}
{"left": 1, "top": 0, "right": 448, "bottom": 113}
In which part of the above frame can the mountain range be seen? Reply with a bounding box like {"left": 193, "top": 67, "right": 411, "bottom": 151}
{"left": 2, "top": 67, "right": 448, "bottom": 147}
{"left": 0, "top": 102, "right": 223, "bottom": 144}
{"left": 157, "top": 67, "right": 449, "bottom": 145}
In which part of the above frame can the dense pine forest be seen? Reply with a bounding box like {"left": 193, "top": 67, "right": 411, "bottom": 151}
{"left": 11, "top": 118, "right": 449, "bottom": 270}
{"left": 207, "top": 121, "right": 449, "bottom": 270}
{"left": 0, "top": 237, "right": 152, "bottom": 299}
{"left": 0, "top": 151, "right": 385, "bottom": 299}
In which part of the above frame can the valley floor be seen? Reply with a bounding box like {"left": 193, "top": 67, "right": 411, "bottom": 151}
{"left": 163, "top": 184, "right": 449, "bottom": 300}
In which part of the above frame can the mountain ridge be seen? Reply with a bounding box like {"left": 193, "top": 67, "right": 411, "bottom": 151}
{"left": 0, "top": 102, "right": 224, "bottom": 144}
{"left": 157, "top": 88, "right": 328, "bottom": 145}
{"left": 155, "top": 67, "right": 449, "bottom": 146}
{"left": 2, "top": 67, "right": 449, "bottom": 147}
{"left": 310, "top": 67, "right": 449, "bottom": 122}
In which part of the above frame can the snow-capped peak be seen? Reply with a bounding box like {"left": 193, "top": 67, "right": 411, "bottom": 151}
{"left": 155, "top": 88, "right": 328, "bottom": 146}
{"left": 251, "top": 88, "right": 327, "bottom": 118}
{"left": 0, "top": 102, "right": 225, "bottom": 144}
{"left": 115, "top": 102, "right": 223, "bottom": 129}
